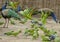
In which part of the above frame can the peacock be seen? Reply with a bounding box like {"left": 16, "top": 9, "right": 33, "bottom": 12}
{"left": 37, "top": 8, "right": 59, "bottom": 24}
{"left": 0, "top": 2, "right": 21, "bottom": 28}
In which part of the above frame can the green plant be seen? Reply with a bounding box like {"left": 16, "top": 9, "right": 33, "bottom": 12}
{"left": 24, "top": 20, "right": 39, "bottom": 39}
{"left": 20, "top": 8, "right": 35, "bottom": 20}
{"left": 38, "top": 23, "right": 57, "bottom": 42}
{"left": 55, "top": 37, "right": 60, "bottom": 42}
{"left": 10, "top": 20, "right": 15, "bottom": 25}
{"left": 24, "top": 28, "right": 39, "bottom": 39}
{"left": 20, "top": 18, "right": 28, "bottom": 24}
{"left": 0, "top": 15, "right": 2, "bottom": 19}
{"left": 4, "top": 30, "right": 21, "bottom": 37}
{"left": 4, "top": 31, "right": 14, "bottom": 36}
{"left": 40, "top": 11, "right": 49, "bottom": 24}
{"left": 0, "top": 22, "right": 4, "bottom": 25}
{"left": 24, "top": 18, "right": 59, "bottom": 42}
{"left": 41, "top": 35, "right": 50, "bottom": 42}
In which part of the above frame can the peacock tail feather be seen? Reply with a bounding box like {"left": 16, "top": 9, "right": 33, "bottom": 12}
{"left": 8, "top": 9, "right": 21, "bottom": 20}
{"left": 1, "top": 9, "right": 21, "bottom": 20}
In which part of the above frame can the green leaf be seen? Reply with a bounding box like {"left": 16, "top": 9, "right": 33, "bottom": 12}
{"left": 55, "top": 37, "right": 60, "bottom": 42}
{"left": 0, "top": 15, "right": 2, "bottom": 19}
{"left": 20, "top": 18, "right": 28, "bottom": 24}
{"left": 0, "top": 22, "right": 4, "bottom": 25}
{"left": 4, "top": 31, "right": 14, "bottom": 36}
{"left": 10, "top": 20, "right": 15, "bottom": 25}
{"left": 19, "top": 8, "right": 34, "bottom": 19}
{"left": 41, "top": 35, "right": 49, "bottom": 41}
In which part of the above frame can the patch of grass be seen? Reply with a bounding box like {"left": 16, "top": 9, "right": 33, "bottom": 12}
{"left": 55, "top": 37, "right": 60, "bottom": 42}
{"left": 4, "top": 30, "right": 21, "bottom": 37}
{"left": 10, "top": 20, "right": 15, "bottom": 25}
{"left": 19, "top": 19, "right": 27, "bottom": 24}
{"left": 0, "top": 38, "right": 2, "bottom": 39}
{"left": 0, "top": 22, "right": 4, "bottom": 25}
{"left": 0, "top": 15, "right": 2, "bottom": 19}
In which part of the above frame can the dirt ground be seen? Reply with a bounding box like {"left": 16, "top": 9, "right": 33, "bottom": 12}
{"left": 0, "top": 18, "right": 60, "bottom": 42}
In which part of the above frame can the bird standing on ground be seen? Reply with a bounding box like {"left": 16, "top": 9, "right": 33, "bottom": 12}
{"left": 0, "top": 2, "right": 21, "bottom": 28}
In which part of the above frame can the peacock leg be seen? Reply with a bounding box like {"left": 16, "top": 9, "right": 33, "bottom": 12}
{"left": 6, "top": 19, "right": 10, "bottom": 28}
{"left": 3, "top": 19, "right": 7, "bottom": 28}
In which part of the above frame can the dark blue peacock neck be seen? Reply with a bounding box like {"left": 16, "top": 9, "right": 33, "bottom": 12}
{"left": 50, "top": 12, "right": 57, "bottom": 23}
{"left": 2, "top": 2, "right": 7, "bottom": 10}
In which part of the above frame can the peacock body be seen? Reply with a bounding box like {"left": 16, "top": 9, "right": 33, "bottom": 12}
{"left": 0, "top": 2, "right": 21, "bottom": 28}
